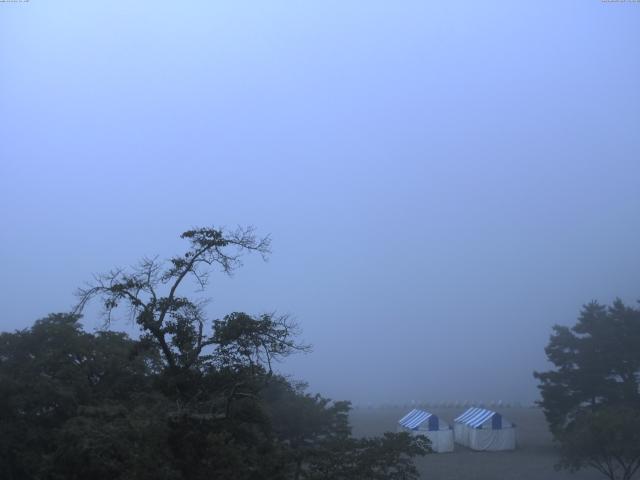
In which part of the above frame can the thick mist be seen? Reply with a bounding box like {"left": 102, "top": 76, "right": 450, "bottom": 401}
{"left": 1, "top": 1, "right": 639, "bottom": 406}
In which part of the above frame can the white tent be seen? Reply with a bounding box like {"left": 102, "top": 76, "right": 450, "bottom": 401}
{"left": 453, "top": 407, "right": 516, "bottom": 451}
{"left": 397, "top": 409, "right": 454, "bottom": 453}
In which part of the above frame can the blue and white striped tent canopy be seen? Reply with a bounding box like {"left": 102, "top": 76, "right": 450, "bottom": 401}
{"left": 454, "top": 407, "right": 503, "bottom": 429}
{"left": 398, "top": 409, "right": 439, "bottom": 430}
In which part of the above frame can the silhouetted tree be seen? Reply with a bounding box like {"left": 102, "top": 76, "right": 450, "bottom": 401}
{"left": 0, "top": 226, "right": 429, "bottom": 479}
{"left": 75, "top": 226, "right": 274, "bottom": 371}
{"left": 534, "top": 299, "right": 640, "bottom": 480}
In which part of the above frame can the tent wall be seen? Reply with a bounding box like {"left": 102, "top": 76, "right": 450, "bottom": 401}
{"left": 469, "top": 427, "right": 516, "bottom": 451}
{"left": 453, "top": 407, "right": 517, "bottom": 451}
{"left": 424, "top": 429, "right": 454, "bottom": 453}
{"left": 453, "top": 423, "right": 469, "bottom": 448}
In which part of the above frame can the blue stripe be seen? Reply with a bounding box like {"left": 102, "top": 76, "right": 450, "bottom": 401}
{"left": 398, "top": 409, "right": 434, "bottom": 429}
{"left": 428, "top": 414, "right": 439, "bottom": 431}
{"left": 455, "top": 407, "right": 479, "bottom": 422}
{"left": 492, "top": 413, "right": 502, "bottom": 430}
{"left": 467, "top": 410, "right": 493, "bottom": 427}
{"left": 399, "top": 409, "right": 419, "bottom": 424}
{"left": 455, "top": 407, "right": 502, "bottom": 428}
{"left": 404, "top": 411, "right": 431, "bottom": 429}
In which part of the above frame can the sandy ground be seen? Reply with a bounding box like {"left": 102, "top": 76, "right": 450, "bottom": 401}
{"left": 349, "top": 407, "right": 605, "bottom": 480}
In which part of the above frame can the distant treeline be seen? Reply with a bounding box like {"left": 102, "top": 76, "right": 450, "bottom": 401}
{"left": 352, "top": 401, "right": 536, "bottom": 410}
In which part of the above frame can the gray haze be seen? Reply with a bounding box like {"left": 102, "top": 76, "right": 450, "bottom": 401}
{"left": 1, "top": 1, "right": 639, "bottom": 405}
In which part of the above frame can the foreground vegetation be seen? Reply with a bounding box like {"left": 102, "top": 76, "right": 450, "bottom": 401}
{"left": 535, "top": 300, "right": 640, "bottom": 480}
{"left": 2, "top": 225, "right": 638, "bottom": 480}
{"left": 0, "top": 226, "right": 428, "bottom": 480}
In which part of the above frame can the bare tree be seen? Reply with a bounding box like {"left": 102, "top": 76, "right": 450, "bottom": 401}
{"left": 75, "top": 226, "right": 272, "bottom": 370}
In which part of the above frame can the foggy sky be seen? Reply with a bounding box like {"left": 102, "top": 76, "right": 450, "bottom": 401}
{"left": 1, "top": 1, "right": 639, "bottom": 405}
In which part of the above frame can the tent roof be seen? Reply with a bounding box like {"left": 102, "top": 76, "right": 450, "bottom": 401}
{"left": 454, "top": 407, "right": 500, "bottom": 428}
{"left": 398, "top": 409, "right": 434, "bottom": 429}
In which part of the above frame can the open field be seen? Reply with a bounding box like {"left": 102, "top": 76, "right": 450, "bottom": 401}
{"left": 349, "top": 407, "right": 604, "bottom": 480}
